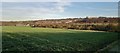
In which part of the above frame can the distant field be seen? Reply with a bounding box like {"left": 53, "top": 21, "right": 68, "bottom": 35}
{"left": 2, "top": 26, "right": 119, "bottom": 52}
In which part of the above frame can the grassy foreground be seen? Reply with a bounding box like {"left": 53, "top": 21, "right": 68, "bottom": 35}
{"left": 2, "top": 26, "right": 119, "bottom": 51}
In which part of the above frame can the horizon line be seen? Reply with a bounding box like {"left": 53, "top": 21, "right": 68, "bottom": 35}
{"left": 1, "top": 16, "right": 118, "bottom": 22}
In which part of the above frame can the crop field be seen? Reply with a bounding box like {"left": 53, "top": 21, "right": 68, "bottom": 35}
{"left": 2, "top": 26, "right": 119, "bottom": 52}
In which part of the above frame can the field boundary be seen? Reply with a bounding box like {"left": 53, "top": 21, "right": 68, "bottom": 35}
{"left": 96, "top": 40, "right": 119, "bottom": 52}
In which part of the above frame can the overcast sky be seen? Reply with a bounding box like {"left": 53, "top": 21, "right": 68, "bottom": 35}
{"left": 0, "top": 0, "right": 119, "bottom": 21}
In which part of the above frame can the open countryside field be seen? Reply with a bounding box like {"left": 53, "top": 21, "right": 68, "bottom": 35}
{"left": 2, "top": 26, "right": 119, "bottom": 52}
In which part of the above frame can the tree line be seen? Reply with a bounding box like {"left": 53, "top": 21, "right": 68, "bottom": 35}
{"left": 1, "top": 17, "right": 120, "bottom": 32}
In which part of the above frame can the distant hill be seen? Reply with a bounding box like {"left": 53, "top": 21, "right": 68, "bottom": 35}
{"left": 1, "top": 17, "right": 120, "bottom": 32}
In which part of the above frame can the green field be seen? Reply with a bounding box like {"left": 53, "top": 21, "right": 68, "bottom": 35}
{"left": 2, "top": 26, "right": 119, "bottom": 51}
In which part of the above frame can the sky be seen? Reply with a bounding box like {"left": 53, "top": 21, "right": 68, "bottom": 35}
{"left": 0, "top": 2, "right": 118, "bottom": 21}
{"left": 1, "top": 0, "right": 120, "bottom": 2}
